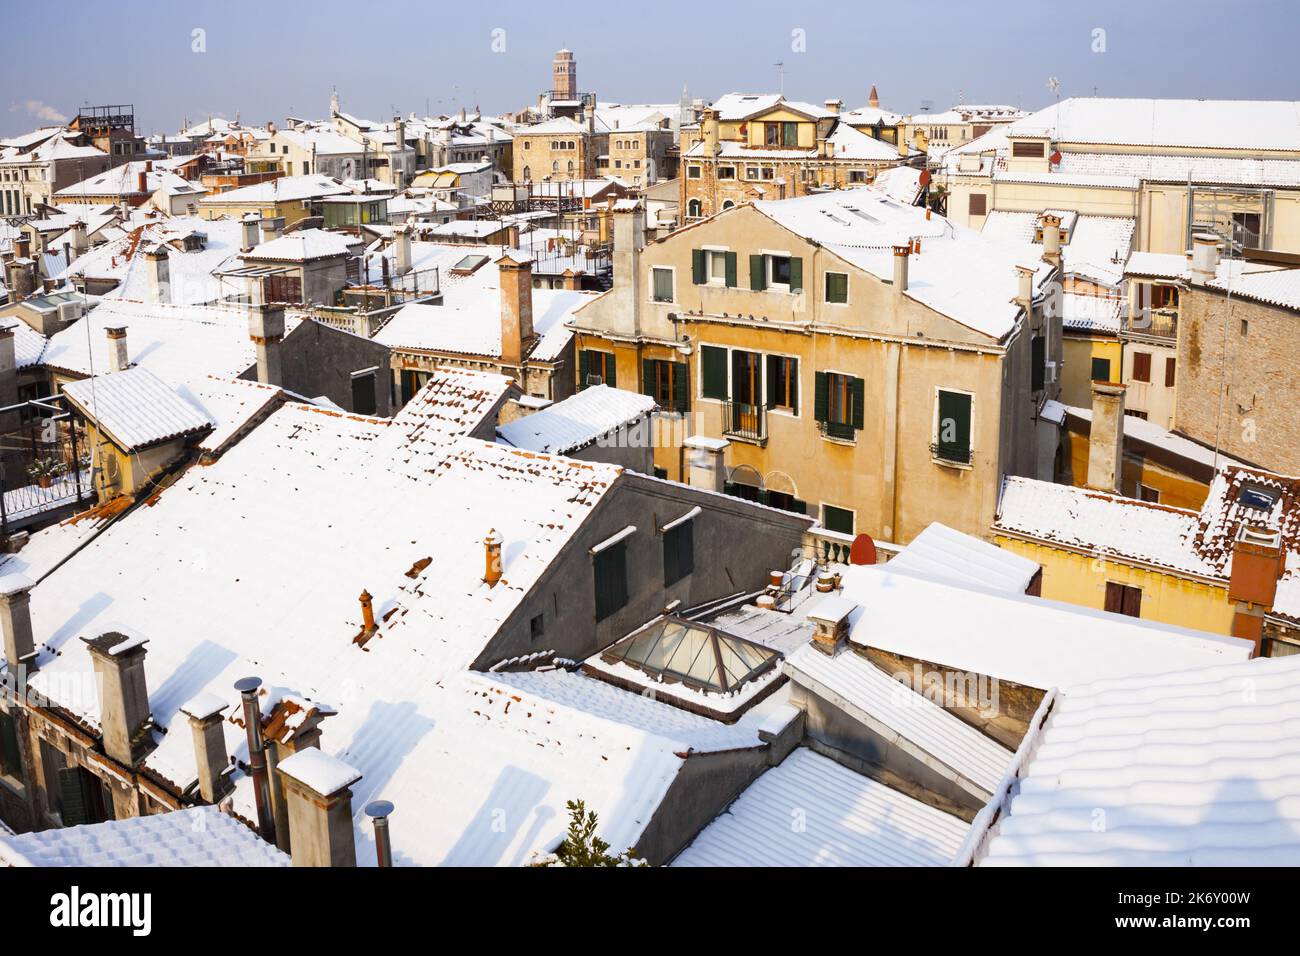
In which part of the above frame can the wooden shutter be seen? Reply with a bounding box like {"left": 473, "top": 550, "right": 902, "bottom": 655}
{"left": 594, "top": 543, "right": 628, "bottom": 621}
{"left": 663, "top": 521, "right": 694, "bottom": 586}
{"left": 1133, "top": 351, "right": 1151, "bottom": 383}
{"left": 814, "top": 371, "right": 829, "bottom": 422}
{"left": 1031, "top": 335, "right": 1045, "bottom": 392}
{"left": 642, "top": 358, "right": 657, "bottom": 399}
{"left": 789, "top": 257, "right": 803, "bottom": 293}
{"left": 701, "top": 345, "right": 727, "bottom": 399}
{"left": 850, "top": 376, "right": 865, "bottom": 430}
{"left": 937, "top": 390, "right": 972, "bottom": 460}
{"left": 691, "top": 249, "right": 706, "bottom": 284}
{"left": 1123, "top": 586, "right": 1142, "bottom": 617}
{"left": 750, "top": 254, "right": 766, "bottom": 291}
{"left": 765, "top": 355, "right": 779, "bottom": 408}
{"left": 58, "top": 766, "right": 93, "bottom": 826}
{"left": 673, "top": 361, "right": 689, "bottom": 413}
{"left": 1165, "top": 357, "right": 1176, "bottom": 387}
{"left": 724, "top": 251, "right": 738, "bottom": 288}
{"left": 0, "top": 710, "right": 19, "bottom": 776}
{"left": 969, "top": 193, "right": 987, "bottom": 216}
{"left": 578, "top": 349, "right": 590, "bottom": 390}
{"left": 604, "top": 354, "right": 616, "bottom": 389}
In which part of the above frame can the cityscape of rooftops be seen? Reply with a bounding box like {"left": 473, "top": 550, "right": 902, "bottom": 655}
{"left": 0, "top": 0, "right": 1294, "bottom": 932}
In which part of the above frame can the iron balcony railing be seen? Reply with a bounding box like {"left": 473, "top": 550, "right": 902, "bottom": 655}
{"left": 1123, "top": 309, "right": 1178, "bottom": 341}
{"left": 930, "top": 441, "right": 973, "bottom": 466}
{"left": 722, "top": 401, "right": 766, "bottom": 443}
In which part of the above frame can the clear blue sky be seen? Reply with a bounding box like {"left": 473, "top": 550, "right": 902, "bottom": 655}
{"left": 3, "top": 0, "right": 1295, "bottom": 137}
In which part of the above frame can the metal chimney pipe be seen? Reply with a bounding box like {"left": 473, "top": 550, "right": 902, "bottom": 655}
{"left": 235, "top": 676, "right": 276, "bottom": 844}
{"left": 365, "top": 800, "right": 395, "bottom": 867}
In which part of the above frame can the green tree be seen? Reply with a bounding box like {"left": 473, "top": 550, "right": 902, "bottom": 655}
{"left": 553, "top": 799, "right": 645, "bottom": 867}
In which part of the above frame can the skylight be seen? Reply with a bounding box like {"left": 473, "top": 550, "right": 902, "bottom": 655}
{"left": 1238, "top": 485, "right": 1278, "bottom": 511}
{"left": 599, "top": 616, "right": 778, "bottom": 694}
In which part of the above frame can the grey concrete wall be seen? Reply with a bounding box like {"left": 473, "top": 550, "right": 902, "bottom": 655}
{"left": 570, "top": 416, "right": 655, "bottom": 474}
{"left": 475, "top": 472, "right": 812, "bottom": 668}
{"left": 248, "top": 320, "right": 393, "bottom": 417}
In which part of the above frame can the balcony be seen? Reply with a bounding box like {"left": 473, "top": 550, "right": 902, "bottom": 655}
{"left": 930, "top": 442, "right": 973, "bottom": 467}
{"left": 722, "top": 401, "right": 766, "bottom": 444}
{"left": 1123, "top": 308, "right": 1178, "bottom": 342}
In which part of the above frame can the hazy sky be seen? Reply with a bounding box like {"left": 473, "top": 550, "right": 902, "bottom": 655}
{"left": 3, "top": 0, "right": 1295, "bottom": 137}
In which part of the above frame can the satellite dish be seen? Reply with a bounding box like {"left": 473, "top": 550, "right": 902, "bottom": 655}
{"left": 849, "top": 533, "right": 877, "bottom": 566}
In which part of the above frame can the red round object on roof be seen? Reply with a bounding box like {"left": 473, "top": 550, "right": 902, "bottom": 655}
{"left": 849, "top": 533, "right": 877, "bottom": 565}
{"left": 1049, "top": 149, "right": 1062, "bottom": 165}
{"left": 919, "top": 169, "right": 931, "bottom": 186}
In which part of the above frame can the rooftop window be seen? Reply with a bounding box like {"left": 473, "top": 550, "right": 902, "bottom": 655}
{"left": 598, "top": 615, "right": 778, "bottom": 694}
{"left": 1238, "top": 484, "right": 1278, "bottom": 511}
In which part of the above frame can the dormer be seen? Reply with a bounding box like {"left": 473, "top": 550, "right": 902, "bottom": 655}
{"left": 1006, "top": 134, "right": 1052, "bottom": 174}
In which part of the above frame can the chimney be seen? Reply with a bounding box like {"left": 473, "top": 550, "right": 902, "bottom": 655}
{"left": 248, "top": 303, "right": 285, "bottom": 386}
{"left": 683, "top": 435, "right": 730, "bottom": 492}
{"left": 82, "top": 632, "right": 152, "bottom": 766}
{"left": 484, "top": 529, "right": 503, "bottom": 587}
{"left": 0, "top": 324, "right": 18, "bottom": 411}
{"left": 144, "top": 245, "right": 170, "bottom": 304}
{"left": 892, "top": 244, "right": 910, "bottom": 294}
{"left": 235, "top": 676, "right": 276, "bottom": 842}
{"left": 1016, "top": 265, "right": 1035, "bottom": 313}
{"left": 807, "top": 598, "right": 853, "bottom": 656}
{"left": 824, "top": 99, "right": 843, "bottom": 116}
{"left": 180, "top": 694, "right": 232, "bottom": 804}
{"left": 497, "top": 255, "right": 534, "bottom": 366}
{"left": 393, "top": 224, "right": 412, "bottom": 275}
{"left": 1228, "top": 524, "right": 1284, "bottom": 656}
{"left": 277, "top": 748, "right": 362, "bottom": 867}
{"left": 0, "top": 573, "right": 37, "bottom": 674}
{"left": 505, "top": 224, "right": 520, "bottom": 248}
{"left": 4, "top": 257, "right": 35, "bottom": 303}
{"left": 240, "top": 214, "right": 260, "bottom": 252}
{"left": 70, "top": 220, "right": 89, "bottom": 257}
{"left": 358, "top": 590, "right": 376, "bottom": 637}
{"left": 1086, "top": 381, "right": 1126, "bottom": 493}
{"left": 1191, "top": 232, "right": 1221, "bottom": 280}
{"left": 106, "top": 325, "right": 130, "bottom": 371}
{"left": 137, "top": 170, "right": 148, "bottom": 195}
{"left": 702, "top": 108, "right": 720, "bottom": 156}
{"left": 561, "top": 268, "right": 584, "bottom": 291}
{"left": 365, "top": 800, "right": 395, "bottom": 867}
{"left": 260, "top": 217, "right": 285, "bottom": 244}
{"left": 612, "top": 200, "right": 645, "bottom": 317}
{"left": 1040, "top": 214, "right": 1062, "bottom": 266}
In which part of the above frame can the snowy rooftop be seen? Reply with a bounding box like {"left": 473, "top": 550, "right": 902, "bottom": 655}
{"left": 672, "top": 748, "right": 969, "bottom": 867}
{"left": 497, "top": 385, "right": 654, "bottom": 455}
{"left": 242, "top": 228, "right": 358, "bottom": 262}
{"left": 979, "top": 654, "right": 1300, "bottom": 866}
{"left": 1206, "top": 267, "right": 1300, "bottom": 313}
{"left": 885, "top": 521, "right": 1038, "bottom": 594}
{"left": 0, "top": 806, "right": 289, "bottom": 867}
{"left": 980, "top": 210, "right": 1135, "bottom": 287}
{"left": 199, "top": 174, "right": 352, "bottom": 205}
{"left": 62, "top": 366, "right": 215, "bottom": 452}
{"left": 55, "top": 161, "right": 195, "bottom": 199}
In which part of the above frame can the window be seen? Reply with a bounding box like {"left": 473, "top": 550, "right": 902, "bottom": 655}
{"left": 782, "top": 122, "right": 799, "bottom": 147}
{"left": 523, "top": 141, "right": 531, "bottom": 150}
{"left": 350, "top": 370, "right": 378, "bottom": 415}
{"left": 593, "top": 542, "right": 628, "bottom": 621}
{"left": 579, "top": 349, "right": 616, "bottom": 389}
{"left": 1104, "top": 581, "right": 1142, "bottom": 618}
{"left": 693, "top": 248, "right": 736, "bottom": 286}
{"left": 825, "top": 272, "right": 848, "bottom": 304}
{"left": 746, "top": 166, "right": 760, "bottom": 179}
{"left": 814, "top": 371, "right": 863, "bottom": 440}
{"left": 749, "top": 253, "right": 802, "bottom": 293}
{"left": 822, "top": 504, "right": 854, "bottom": 535}
{"left": 1031, "top": 334, "right": 1046, "bottom": 392}
{"left": 731, "top": 350, "right": 762, "bottom": 406}
{"left": 688, "top": 165, "right": 701, "bottom": 179}
{"left": 1139, "top": 484, "right": 1161, "bottom": 503}
{"left": 0, "top": 709, "right": 20, "bottom": 780}
{"left": 1150, "top": 284, "right": 1179, "bottom": 309}
{"left": 687, "top": 198, "right": 702, "bottom": 218}
{"left": 766, "top": 355, "right": 798, "bottom": 413}
{"left": 1091, "top": 356, "right": 1112, "bottom": 382}
{"left": 644, "top": 359, "right": 689, "bottom": 413}
{"left": 1012, "top": 141, "right": 1045, "bottom": 158}
{"left": 663, "top": 521, "right": 694, "bottom": 586}
{"left": 718, "top": 166, "right": 736, "bottom": 180}
{"left": 651, "top": 266, "right": 674, "bottom": 302}
{"left": 1132, "top": 351, "right": 1151, "bottom": 383}
{"left": 264, "top": 274, "right": 301, "bottom": 304}
{"left": 529, "top": 613, "right": 544, "bottom": 641}
{"left": 1240, "top": 319, "right": 1249, "bottom": 336}
{"left": 701, "top": 345, "right": 728, "bottom": 399}
{"left": 1165, "top": 356, "right": 1176, "bottom": 388}
{"left": 969, "top": 193, "right": 988, "bottom": 216}
{"left": 765, "top": 124, "right": 782, "bottom": 147}
{"left": 934, "top": 389, "right": 972, "bottom": 464}
{"left": 1232, "top": 212, "right": 1261, "bottom": 249}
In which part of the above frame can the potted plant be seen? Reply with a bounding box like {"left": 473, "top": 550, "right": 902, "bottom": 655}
{"left": 27, "top": 457, "right": 65, "bottom": 489}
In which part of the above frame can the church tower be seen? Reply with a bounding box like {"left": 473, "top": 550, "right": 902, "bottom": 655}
{"left": 552, "top": 49, "right": 577, "bottom": 99}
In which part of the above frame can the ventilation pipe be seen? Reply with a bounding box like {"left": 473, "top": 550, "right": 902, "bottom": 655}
{"left": 365, "top": 800, "right": 395, "bottom": 867}
{"left": 236, "top": 676, "right": 276, "bottom": 843}
{"left": 892, "top": 245, "right": 910, "bottom": 294}
{"left": 484, "top": 530, "right": 503, "bottom": 587}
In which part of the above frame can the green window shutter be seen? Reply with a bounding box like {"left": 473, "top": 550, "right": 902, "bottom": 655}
{"left": 814, "top": 371, "right": 829, "bottom": 422}
{"left": 604, "top": 355, "right": 616, "bottom": 389}
{"left": 765, "top": 355, "right": 778, "bottom": 408}
{"left": 691, "top": 248, "right": 706, "bottom": 284}
{"left": 789, "top": 257, "right": 803, "bottom": 293}
{"left": 724, "top": 251, "right": 738, "bottom": 288}
{"left": 578, "top": 349, "right": 591, "bottom": 390}
{"left": 823, "top": 504, "right": 854, "bottom": 535}
{"left": 58, "top": 767, "right": 92, "bottom": 827}
{"left": 673, "top": 361, "right": 689, "bottom": 413}
{"left": 594, "top": 543, "right": 628, "bottom": 621}
{"left": 937, "top": 390, "right": 972, "bottom": 462}
{"left": 826, "top": 272, "right": 848, "bottom": 303}
{"left": 701, "top": 345, "right": 727, "bottom": 399}
{"left": 642, "top": 358, "right": 656, "bottom": 399}
{"left": 749, "top": 254, "right": 766, "bottom": 291}
{"left": 851, "top": 376, "right": 865, "bottom": 430}
{"left": 789, "top": 360, "right": 799, "bottom": 415}
{"left": 790, "top": 498, "right": 808, "bottom": 515}
{"left": 1090, "top": 356, "right": 1110, "bottom": 382}
{"left": 723, "top": 481, "right": 739, "bottom": 497}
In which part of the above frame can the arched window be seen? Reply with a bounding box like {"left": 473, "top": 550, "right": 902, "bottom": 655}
{"left": 552, "top": 160, "right": 559, "bottom": 173}
{"left": 567, "top": 160, "right": 575, "bottom": 174}
{"left": 522, "top": 165, "right": 531, "bottom": 181}
{"left": 722, "top": 199, "right": 735, "bottom": 210}
{"left": 688, "top": 198, "right": 702, "bottom": 218}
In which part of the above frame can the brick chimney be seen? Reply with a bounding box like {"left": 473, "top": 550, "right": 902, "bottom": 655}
{"left": 0, "top": 573, "right": 37, "bottom": 674}
{"left": 807, "top": 597, "right": 854, "bottom": 656}
{"left": 561, "top": 268, "right": 584, "bottom": 291}
{"left": 180, "top": 693, "right": 232, "bottom": 803}
{"left": 824, "top": 99, "right": 843, "bottom": 116}
{"left": 497, "top": 254, "right": 534, "bottom": 366}
{"left": 0, "top": 324, "right": 18, "bottom": 412}
{"left": 144, "top": 245, "right": 170, "bottom": 304}
{"left": 1040, "top": 214, "right": 1062, "bottom": 266}
{"left": 70, "top": 220, "right": 89, "bottom": 257}
{"left": 683, "top": 435, "right": 730, "bottom": 492}
{"left": 1086, "top": 381, "right": 1126, "bottom": 493}
{"left": 1228, "top": 524, "right": 1284, "bottom": 655}
{"left": 106, "top": 325, "right": 130, "bottom": 372}
{"left": 240, "top": 214, "right": 260, "bottom": 253}
{"left": 484, "top": 530, "right": 503, "bottom": 587}
{"left": 82, "top": 632, "right": 152, "bottom": 767}
{"left": 892, "top": 244, "right": 910, "bottom": 294}
{"left": 136, "top": 170, "right": 149, "bottom": 195}
{"left": 260, "top": 217, "right": 285, "bottom": 244}
{"left": 277, "top": 748, "right": 362, "bottom": 867}
{"left": 393, "top": 224, "right": 412, "bottom": 275}
{"left": 248, "top": 303, "right": 285, "bottom": 386}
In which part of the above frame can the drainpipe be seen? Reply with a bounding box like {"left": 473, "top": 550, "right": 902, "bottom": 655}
{"left": 366, "top": 800, "right": 395, "bottom": 867}
{"left": 235, "top": 676, "right": 276, "bottom": 844}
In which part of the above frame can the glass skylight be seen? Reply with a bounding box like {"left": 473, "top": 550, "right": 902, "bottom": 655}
{"left": 600, "top": 616, "right": 778, "bottom": 694}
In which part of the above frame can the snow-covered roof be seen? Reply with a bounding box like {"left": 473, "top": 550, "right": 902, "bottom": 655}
{"left": 276, "top": 127, "right": 365, "bottom": 156}
{"left": 1006, "top": 97, "right": 1300, "bottom": 152}
{"left": 979, "top": 210, "right": 1135, "bottom": 287}
{"left": 199, "top": 174, "right": 352, "bottom": 205}
{"left": 836, "top": 564, "right": 1251, "bottom": 691}
{"left": 1206, "top": 267, "right": 1300, "bottom": 313}
{"left": 55, "top": 161, "right": 194, "bottom": 199}
{"left": 886, "top": 521, "right": 1038, "bottom": 593}
{"left": 979, "top": 654, "right": 1300, "bottom": 866}
{"left": 750, "top": 187, "right": 1042, "bottom": 341}
{"left": 62, "top": 366, "right": 215, "bottom": 451}
{"left": 824, "top": 122, "right": 903, "bottom": 161}
{"left": 1063, "top": 406, "right": 1244, "bottom": 473}
{"left": 1058, "top": 150, "right": 1300, "bottom": 188}
{"left": 242, "top": 228, "right": 357, "bottom": 262}
{"left": 0, "top": 806, "right": 289, "bottom": 867}
{"left": 871, "top": 165, "right": 923, "bottom": 205}
{"left": 1060, "top": 291, "right": 1123, "bottom": 333}
{"left": 672, "top": 747, "right": 969, "bottom": 867}
{"left": 784, "top": 642, "right": 1013, "bottom": 796}
{"left": 1125, "top": 251, "right": 1189, "bottom": 279}
{"left": 497, "top": 385, "right": 654, "bottom": 454}
{"left": 176, "top": 374, "right": 286, "bottom": 455}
